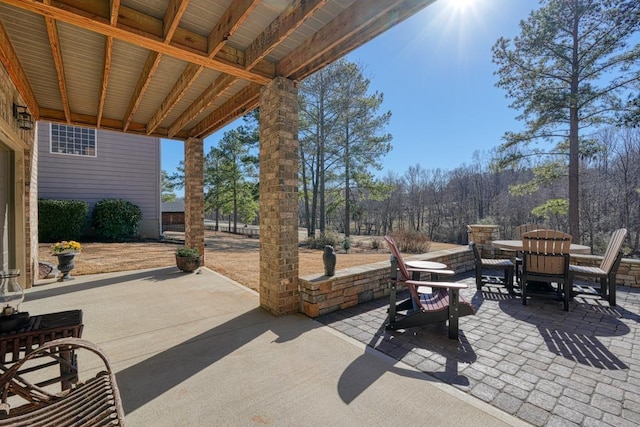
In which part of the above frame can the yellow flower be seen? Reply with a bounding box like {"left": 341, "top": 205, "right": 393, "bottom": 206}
{"left": 52, "top": 240, "right": 82, "bottom": 254}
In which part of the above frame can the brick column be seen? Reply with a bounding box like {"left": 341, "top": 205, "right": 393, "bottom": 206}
{"left": 184, "top": 137, "right": 205, "bottom": 262}
{"left": 259, "top": 77, "right": 299, "bottom": 315}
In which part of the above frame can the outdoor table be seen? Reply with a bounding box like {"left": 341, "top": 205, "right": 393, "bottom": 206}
{"left": 0, "top": 309, "right": 84, "bottom": 390}
{"left": 405, "top": 260, "right": 448, "bottom": 281}
{"left": 492, "top": 240, "right": 591, "bottom": 254}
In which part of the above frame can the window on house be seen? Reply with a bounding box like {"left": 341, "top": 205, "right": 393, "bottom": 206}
{"left": 50, "top": 124, "right": 97, "bottom": 157}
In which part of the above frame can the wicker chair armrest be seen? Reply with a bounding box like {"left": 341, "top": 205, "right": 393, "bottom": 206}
{"left": 0, "top": 337, "right": 121, "bottom": 421}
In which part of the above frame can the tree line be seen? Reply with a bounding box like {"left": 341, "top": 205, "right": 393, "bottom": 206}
{"left": 163, "top": 0, "right": 640, "bottom": 256}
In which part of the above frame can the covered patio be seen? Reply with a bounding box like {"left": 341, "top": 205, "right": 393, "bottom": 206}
{"left": 0, "top": 0, "right": 437, "bottom": 317}
{"left": 20, "top": 267, "right": 524, "bottom": 426}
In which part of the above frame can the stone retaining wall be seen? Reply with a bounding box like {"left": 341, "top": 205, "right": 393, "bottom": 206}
{"left": 299, "top": 247, "right": 473, "bottom": 318}
{"left": 299, "top": 245, "right": 640, "bottom": 318}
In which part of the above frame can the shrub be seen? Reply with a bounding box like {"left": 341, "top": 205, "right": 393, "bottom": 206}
{"left": 38, "top": 199, "right": 88, "bottom": 242}
{"left": 342, "top": 237, "right": 351, "bottom": 253}
{"left": 390, "top": 230, "right": 432, "bottom": 254}
{"left": 370, "top": 237, "right": 382, "bottom": 250}
{"left": 306, "top": 231, "right": 342, "bottom": 249}
{"left": 92, "top": 199, "right": 142, "bottom": 242}
{"left": 175, "top": 247, "right": 200, "bottom": 257}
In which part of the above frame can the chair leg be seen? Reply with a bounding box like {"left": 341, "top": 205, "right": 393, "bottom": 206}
{"left": 475, "top": 266, "right": 483, "bottom": 290}
{"left": 522, "top": 280, "right": 527, "bottom": 305}
{"left": 563, "top": 280, "right": 570, "bottom": 311}
{"left": 506, "top": 266, "right": 514, "bottom": 294}
{"left": 600, "top": 277, "right": 608, "bottom": 299}
{"left": 607, "top": 276, "right": 617, "bottom": 307}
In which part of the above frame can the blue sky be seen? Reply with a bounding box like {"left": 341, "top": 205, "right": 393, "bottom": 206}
{"left": 161, "top": 0, "right": 538, "bottom": 185}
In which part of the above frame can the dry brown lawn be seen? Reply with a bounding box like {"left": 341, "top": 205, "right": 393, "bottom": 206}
{"left": 39, "top": 231, "right": 461, "bottom": 292}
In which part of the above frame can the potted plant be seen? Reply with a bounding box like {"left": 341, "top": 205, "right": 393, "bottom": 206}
{"left": 175, "top": 247, "right": 201, "bottom": 273}
{"left": 51, "top": 240, "right": 82, "bottom": 281}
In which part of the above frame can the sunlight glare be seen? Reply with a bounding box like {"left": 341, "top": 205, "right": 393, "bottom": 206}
{"left": 448, "top": 0, "right": 475, "bottom": 12}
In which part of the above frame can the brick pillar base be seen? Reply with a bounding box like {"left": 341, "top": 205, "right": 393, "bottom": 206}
{"left": 184, "top": 138, "right": 205, "bottom": 261}
{"left": 259, "top": 77, "right": 299, "bottom": 315}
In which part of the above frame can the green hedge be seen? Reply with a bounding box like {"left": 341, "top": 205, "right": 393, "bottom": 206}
{"left": 38, "top": 199, "right": 88, "bottom": 242}
{"left": 92, "top": 199, "right": 143, "bottom": 242}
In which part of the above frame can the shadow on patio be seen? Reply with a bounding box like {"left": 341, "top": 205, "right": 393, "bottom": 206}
{"left": 19, "top": 267, "right": 521, "bottom": 427}
{"left": 318, "top": 271, "right": 640, "bottom": 426}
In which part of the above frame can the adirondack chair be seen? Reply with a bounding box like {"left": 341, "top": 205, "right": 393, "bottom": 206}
{"left": 0, "top": 338, "right": 125, "bottom": 426}
{"left": 384, "top": 236, "right": 475, "bottom": 339}
{"left": 513, "top": 224, "right": 543, "bottom": 284}
{"left": 521, "top": 229, "right": 572, "bottom": 311}
{"left": 470, "top": 241, "right": 514, "bottom": 293}
{"left": 570, "top": 228, "right": 627, "bottom": 307}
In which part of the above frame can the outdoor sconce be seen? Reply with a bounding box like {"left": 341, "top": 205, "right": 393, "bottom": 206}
{"left": 13, "top": 103, "right": 34, "bottom": 130}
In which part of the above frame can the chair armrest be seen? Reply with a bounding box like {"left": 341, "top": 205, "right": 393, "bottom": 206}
{"left": 405, "top": 280, "right": 467, "bottom": 290}
{"left": 407, "top": 268, "right": 455, "bottom": 275}
{"left": 0, "top": 338, "right": 119, "bottom": 416}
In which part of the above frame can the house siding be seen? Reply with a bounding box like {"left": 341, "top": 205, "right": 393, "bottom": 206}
{"left": 37, "top": 123, "right": 161, "bottom": 239}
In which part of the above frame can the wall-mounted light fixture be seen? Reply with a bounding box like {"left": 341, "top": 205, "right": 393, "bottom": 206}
{"left": 13, "top": 103, "right": 34, "bottom": 130}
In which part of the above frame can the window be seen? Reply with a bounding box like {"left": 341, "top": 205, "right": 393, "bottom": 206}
{"left": 50, "top": 124, "right": 96, "bottom": 157}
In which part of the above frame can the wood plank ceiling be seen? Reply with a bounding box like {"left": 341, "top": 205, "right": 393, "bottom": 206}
{"left": 0, "top": 0, "right": 435, "bottom": 140}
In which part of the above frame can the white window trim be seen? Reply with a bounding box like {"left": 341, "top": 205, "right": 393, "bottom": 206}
{"left": 49, "top": 123, "right": 97, "bottom": 157}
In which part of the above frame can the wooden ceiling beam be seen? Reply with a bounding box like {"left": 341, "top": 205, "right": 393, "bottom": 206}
{"left": 5, "top": 0, "right": 274, "bottom": 84}
{"left": 190, "top": 83, "right": 261, "bottom": 138}
{"left": 292, "top": 0, "right": 437, "bottom": 81}
{"left": 146, "top": 63, "right": 202, "bottom": 135}
{"left": 245, "top": 0, "right": 328, "bottom": 70}
{"left": 147, "top": 0, "right": 259, "bottom": 136}
{"left": 168, "top": 74, "right": 236, "bottom": 138}
{"left": 96, "top": 0, "right": 120, "bottom": 128}
{"left": 207, "top": 0, "right": 260, "bottom": 57}
{"left": 278, "top": 0, "right": 435, "bottom": 78}
{"left": 122, "top": 0, "right": 189, "bottom": 132}
{"left": 0, "top": 20, "right": 39, "bottom": 118}
{"left": 122, "top": 51, "right": 162, "bottom": 132}
{"left": 44, "top": 0, "right": 71, "bottom": 123}
{"left": 163, "top": 0, "right": 190, "bottom": 41}
{"left": 38, "top": 106, "right": 182, "bottom": 138}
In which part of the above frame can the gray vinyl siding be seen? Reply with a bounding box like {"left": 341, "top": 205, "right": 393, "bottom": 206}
{"left": 37, "top": 123, "right": 161, "bottom": 239}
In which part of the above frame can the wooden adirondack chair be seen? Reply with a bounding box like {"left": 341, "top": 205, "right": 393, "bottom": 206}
{"left": 570, "top": 228, "right": 627, "bottom": 307}
{"left": 384, "top": 236, "right": 475, "bottom": 339}
{"left": 521, "top": 229, "right": 572, "bottom": 311}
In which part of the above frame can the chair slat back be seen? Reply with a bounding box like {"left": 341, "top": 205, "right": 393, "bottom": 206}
{"left": 515, "top": 224, "right": 543, "bottom": 239}
{"left": 384, "top": 236, "right": 422, "bottom": 303}
{"left": 522, "top": 229, "right": 572, "bottom": 275}
{"left": 384, "top": 236, "right": 411, "bottom": 281}
{"left": 600, "top": 228, "right": 627, "bottom": 273}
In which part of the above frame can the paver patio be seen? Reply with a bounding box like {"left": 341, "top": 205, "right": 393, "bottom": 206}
{"left": 318, "top": 271, "right": 640, "bottom": 427}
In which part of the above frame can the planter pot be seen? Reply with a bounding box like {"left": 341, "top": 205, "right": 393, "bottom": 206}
{"left": 55, "top": 252, "right": 77, "bottom": 281}
{"left": 176, "top": 255, "right": 201, "bottom": 273}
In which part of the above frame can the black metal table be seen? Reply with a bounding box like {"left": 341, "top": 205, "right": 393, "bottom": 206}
{"left": 0, "top": 310, "right": 84, "bottom": 390}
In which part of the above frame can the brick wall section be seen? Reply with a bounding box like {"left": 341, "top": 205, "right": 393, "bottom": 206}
{"left": 259, "top": 77, "right": 299, "bottom": 316}
{"left": 184, "top": 138, "right": 205, "bottom": 261}
{"left": 299, "top": 247, "right": 474, "bottom": 318}
{"left": 0, "top": 63, "right": 36, "bottom": 289}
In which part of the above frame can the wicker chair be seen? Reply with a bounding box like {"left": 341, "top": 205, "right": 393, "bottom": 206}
{"left": 0, "top": 338, "right": 125, "bottom": 426}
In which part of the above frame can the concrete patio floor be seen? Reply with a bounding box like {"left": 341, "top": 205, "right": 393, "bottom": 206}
{"left": 318, "top": 272, "right": 640, "bottom": 427}
{"left": 22, "top": 267, "right": 525, "bottom": 427}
